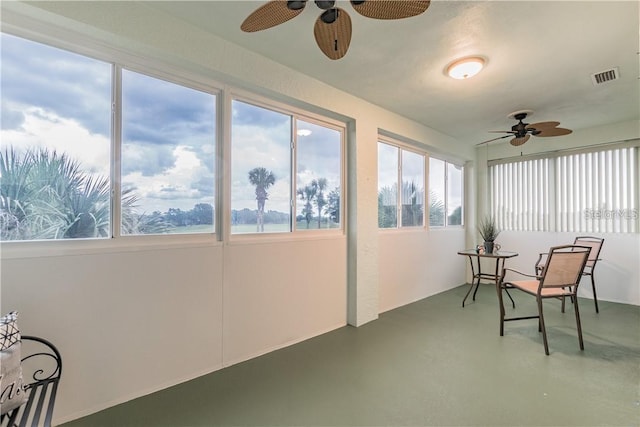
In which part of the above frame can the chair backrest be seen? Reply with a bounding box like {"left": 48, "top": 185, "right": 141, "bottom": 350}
{"left": 573, "top": 236, "right": 604, "bottom": 268}
{"left": 540, "top": 245, "right": 590, "bottom": 289}
{"left": 1, "top": 336, "right": 62, "bottom": 427}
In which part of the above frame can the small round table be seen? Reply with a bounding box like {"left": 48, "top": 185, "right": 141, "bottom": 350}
{"left": 457, "top": 249, "right": 519, "bottom": 308}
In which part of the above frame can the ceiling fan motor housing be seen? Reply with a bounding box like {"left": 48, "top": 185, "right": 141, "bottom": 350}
{"left": 315, "top": 0, "right": 336, "bottom": 10}
{"left": 511, "top": 122, "right": 528, "bottom": 137}
{"left": 287, "top": 1, "right": 307, "bottom": 11}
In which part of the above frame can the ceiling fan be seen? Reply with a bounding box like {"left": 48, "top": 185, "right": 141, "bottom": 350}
{"left": 240, "top": 0, "right": 431, "bottom": 60}
{"left": 478, "top": 110, "right": 573, "bottom": 146}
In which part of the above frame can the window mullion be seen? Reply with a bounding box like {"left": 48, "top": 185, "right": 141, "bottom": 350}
{"left": 397, "top": 149, "right": 402, "bottom": 228}
{"left": 111, "top": 64, "right": 122, "bottom": 239}
{"left": 291, "top": 118, "right": 297, "bottom": 232}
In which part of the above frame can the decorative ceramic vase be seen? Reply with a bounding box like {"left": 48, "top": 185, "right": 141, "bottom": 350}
{"left": 484, "top": 241, "right": 494, "bottom": 254}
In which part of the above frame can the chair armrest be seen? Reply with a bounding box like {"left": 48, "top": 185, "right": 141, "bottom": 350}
{"left": 501, "top": 267, "right": 540, "bottom": 280}
{"left": 498, "top": 268, "right": 542, "bottom": 288}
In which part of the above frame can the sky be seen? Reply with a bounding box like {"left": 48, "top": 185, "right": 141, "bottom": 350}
{"left": 231, "top": 100, "right": 342, "bottom": 214}
{"left": 1, "top": 33, "right": 342, "bottom": 217}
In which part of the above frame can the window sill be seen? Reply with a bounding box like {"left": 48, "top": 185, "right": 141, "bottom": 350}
{"left": 0, "top": 234, "right": 222, "bottom": 260}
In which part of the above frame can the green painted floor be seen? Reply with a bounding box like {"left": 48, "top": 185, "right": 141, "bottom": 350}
{"left": 62, "top": 285, "right": 640, "bottom": 426}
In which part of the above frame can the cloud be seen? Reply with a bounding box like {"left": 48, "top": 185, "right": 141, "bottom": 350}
{"left": 123, "top": 146, "right": 214, "bottom": 213}
{"left": 232, "top": 100, "right": 291, "bottom": 128}
{"left": 1, "top": 33, "right": 112, "bottom": 136}
{"left": 122, "top": 69, "right": 216, "bottom": 150}
{"left": 1, "top": 100, "right": 25, "bottom": 130}
{"left": 1, "top": 106, "right": 110, "bottom": 177}
{"left": 121, "top": 143, "right": 176, "bottom": 177}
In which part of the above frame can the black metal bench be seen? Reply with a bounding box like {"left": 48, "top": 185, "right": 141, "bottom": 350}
{"left": 1, "top": 336, "right": 62, "bottom": 427}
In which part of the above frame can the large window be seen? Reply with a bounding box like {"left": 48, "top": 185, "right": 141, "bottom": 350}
{"left": 378, "top": 143, "right": 398, "bottom": 228}
{"left": 489, "top": 145, "right": 638, "bottom": 233}
{"left": 377, "top": 141, "right": 425, "bottom": 229}
{"left": 428, "top": 157, "right": 464, "bottom": 227}
{"left": 0, "top": 33, "right": 219, "bottom": 241}
{"left": 230, "top": 100, "right": 343, "bottom": 234}
{"left": 121, "top": 70, "right": 216, "bottom": 235}
{"left": 447, "top": 163, "right": 464, "bottom": 226}
{"left": 428, "top": 158, "right": 445, "bottom": 227}
{"left": 1, "top": 33, "right": 112, "bottom": 240}
{"left": 296, "top": 119, "right": 342, "bottom": 230}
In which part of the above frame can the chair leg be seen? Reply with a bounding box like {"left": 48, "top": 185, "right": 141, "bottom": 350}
{"left": 537, "top": 297, "right": 549, "bottom": 355}
{"left": 591, "top": 274, "right": 599, "bottom": 313}
{"left": 573, "top": 295, "right": 584, "bottom": 351}
{"left": 561, "top": 295, "right": 566, "bottom": 313}
{"left": 497, "top": 284, "right": 506, "bottom": 336}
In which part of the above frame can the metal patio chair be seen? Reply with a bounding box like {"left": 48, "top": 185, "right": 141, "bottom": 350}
{"left": 499, "top": 244, "right": 591, "bottom": 355}
{"left": 535, "top": 236, "right": 604, "bottom": 312}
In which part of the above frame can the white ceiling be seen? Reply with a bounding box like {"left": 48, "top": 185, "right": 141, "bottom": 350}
{"left": 145, "top": 1, "right": 639, "bottom": 145}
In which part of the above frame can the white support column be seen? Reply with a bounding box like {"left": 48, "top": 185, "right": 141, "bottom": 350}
{"left": 347, "top": 120, "right": 379, "bottom": 326}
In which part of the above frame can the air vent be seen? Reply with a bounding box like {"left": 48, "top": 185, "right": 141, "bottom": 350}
{"left": 591, "top": 67, "right": 620, "bottom": 85}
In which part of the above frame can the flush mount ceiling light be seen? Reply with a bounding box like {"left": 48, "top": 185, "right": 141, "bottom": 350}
{"left": 297, "top": 129, "right": 312, "bottom": 137}
{"left": 446, "top": 56, "right": 485, "bottom": 79}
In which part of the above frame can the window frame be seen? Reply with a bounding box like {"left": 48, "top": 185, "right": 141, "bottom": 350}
{"left": 115, "top": 64, "right": 221, "bottom": 239}
{"left": 377, "top": 137, "right": 431, "bottom": 231}
{"left": 0, "top": 28, "right": 346, "bottom": 254}
{"left": 0, "top": 30, "right": 223, "bottom": 247}
{"left": 227, "top": 91, "right": 346, "bottom": 242}
{"left": 428, "top": 156, "right": 465, "bottom": 229}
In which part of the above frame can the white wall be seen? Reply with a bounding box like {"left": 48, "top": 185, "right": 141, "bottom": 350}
{"left": 0, "top": 2, "right": 474, "bottom": 425}
{"left": 223, "top": 238, "right": 347, "bottom": 366}
{"left": 379, "top": 229, "right": 466, "bottom": 313}
{"left": 495, "top": 232, "right": 640, "bottom": 305}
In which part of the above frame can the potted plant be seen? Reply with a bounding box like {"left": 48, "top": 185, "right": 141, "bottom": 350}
{"left": 478, "top": 216, "right": 500, "bottom": 253}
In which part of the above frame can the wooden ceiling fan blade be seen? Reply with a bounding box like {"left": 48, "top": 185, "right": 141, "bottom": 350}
{"left": 528, "top": 121, "right": 560, "bottom": 130}
{"left": 535, "top": 127, "right": 573, "bottom": 137}
{"left": 528, "top": 121, "right": 572, "bottom": 137}
{"left": 350, "top": 0, "right": 430, "bottom": 20}
{"left": 241, "top": 1, "right": 305, "bottom": 32}
{"left": 488, "top": 130, "right": 517, "bottom": 134}
{"left": 314, "top": 8, "right": 352, "bottom": 60}
{"left": 510, "top": 134, "right": 530, "bottom": 146}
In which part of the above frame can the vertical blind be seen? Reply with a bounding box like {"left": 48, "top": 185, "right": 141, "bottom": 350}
{"left": 490, "top": 145, "right": 638, "bottom": 233}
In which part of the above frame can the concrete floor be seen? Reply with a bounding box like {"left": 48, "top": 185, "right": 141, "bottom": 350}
{"left": 62, "top": 285, "right": 640, "bottom": 426}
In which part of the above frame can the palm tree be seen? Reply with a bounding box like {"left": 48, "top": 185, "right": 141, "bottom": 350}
{"left": 297, "top": 184, "right": 316, "bottom": 229}
{"left": 1, "top": 147, "right": 34, "bottom": 239}
{"left": 378, "top": 184, "right": 398, "bottom": 228}
{"left": 0, "top": 146, "right": 171, "bottom": 240}
{"left": 248, "top": 167, "right": 276, "bottom": 232}
{"left": 401, "top": 180, "right": 424, "bottom": 227}
{"left": 311, "top": 177, "right": 327, "bottom": 228}
{"left": 429, "top": 190, "right": 445, "bottom": 227}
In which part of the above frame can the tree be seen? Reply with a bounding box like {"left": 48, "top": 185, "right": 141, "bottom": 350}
{"left": 0, "top": 147, "right": 171, "bottom": 240}
{"left": 429, "top": 190, "right": 445, "bottom": 227}
{"left": 248, "top": 167, "right": 276, "bottom": 232}
{"left": 401, "top": 180, "right": 424, "bottom": 227}
{"left": 311, "top": 178, "right": 327, "bottom": 228}
{"left": 326, "top": 187, "right": 340, "bottom": 225}
{"left": 448, "top": 206, "right": 462, "bottom": 226}
{"left": 378, "top": 184, "right": 397, "bottom": 228}
{"left": 191, "top": 203, "right": 214, "bottom": 225}
{"left": 297, "top": 184, "right": 316, "bottom": 229}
